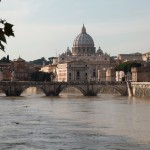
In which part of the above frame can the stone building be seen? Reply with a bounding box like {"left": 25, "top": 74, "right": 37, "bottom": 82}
{"left": 142, "top": 49, "right": 150, "bottom": 62}
{"left": 117, "top": 53, "right": 143, "bottom": 63}
{"left": 0, "top": 55, "right": 12, "bottom": 81}
{"left": 40, "top": 57, "right": 58, "bottom": 81}
{"left": 131, "top": 66, "right": 150, "bottom": 82}
{"left": 40, "top": 64, "right": 57, "bottom": 73}
{"left": 57, "top": 25, "right": 111, "bottom": 82}
{"left": 40, "top": 64, "right": 57, "bottom": 81}
{"left": 97, "top": 69, "right": 106, "bottom": 81}
{"left": 57, "top": 61, "right": 90, "bottom": 82}
{"left": 0, "top": 63, "right": 12, "bottom": 81}
{"left": 116, "top": 71, "right": 125, "bottom": 82}
{"left": 11, "top": 57, "right": 28, "bottom": 81}
{"left": 106, "top": 68, "right": 116, "bottom": 82}
{"left": 11, "top": 57, "right": 36, "bottom": 81}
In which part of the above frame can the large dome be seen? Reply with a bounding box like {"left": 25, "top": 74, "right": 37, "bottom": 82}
{"left": 72, "top": 25, "right": 95, "bottom": 55}
{"left": 73, "top": 25, "right": 94, "bottom": 47}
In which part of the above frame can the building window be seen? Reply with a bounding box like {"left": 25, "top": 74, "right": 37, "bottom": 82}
{"left": 85, "top": 73, "right": 88, "bottom": 80}
{"left": 76, "top": 71, "right": 80, "bottom": 80}
{"left": 93, "top": 72, "right": 96, "bottom": 77}
{"left": 77, "top": 71, "right": 80, "bottom": 76}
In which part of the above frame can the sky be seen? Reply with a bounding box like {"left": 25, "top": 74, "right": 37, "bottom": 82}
{"left": 0, "top": 0, "right": 150, "bottom": 61}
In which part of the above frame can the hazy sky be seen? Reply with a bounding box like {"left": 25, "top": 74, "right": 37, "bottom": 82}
{"left": 1, "top": 0, "right": 150, "bottom": 61}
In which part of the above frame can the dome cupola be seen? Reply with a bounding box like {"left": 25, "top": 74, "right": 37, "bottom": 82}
{"left": 97, "top": 47, "right": 103, "bottom": 55}
{"left": 66, "top": 47, "right": 71, "bottom": 55}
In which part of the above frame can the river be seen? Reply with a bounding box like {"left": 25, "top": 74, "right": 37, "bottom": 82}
{"left": 0, "top": 88, "right": 150, "bottom": 150}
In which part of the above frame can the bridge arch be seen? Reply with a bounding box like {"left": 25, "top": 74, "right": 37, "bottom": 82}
{"left": 96, "top": 85, "right": 127, "bottom": 96}
{"left": 20, "top": 85, "right": 46, "bottom": 96}
{"left": 58, "top": 85, "right": 86, "bottom": 96}
{"left": 0, "top": 88, "right": 7, "bottom": 96}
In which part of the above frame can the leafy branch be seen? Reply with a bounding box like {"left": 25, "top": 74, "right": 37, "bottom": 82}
{"left": 0, "top": 19, "right": 15, "bottom": 51}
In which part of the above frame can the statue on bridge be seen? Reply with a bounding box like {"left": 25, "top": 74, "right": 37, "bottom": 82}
{"left": 11, "top": 70, "right": 15, "bottom": 81}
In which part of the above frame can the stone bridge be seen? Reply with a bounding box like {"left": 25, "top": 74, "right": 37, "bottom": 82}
{"left": 0, "top": 81, "right": 128, "bottom": 96}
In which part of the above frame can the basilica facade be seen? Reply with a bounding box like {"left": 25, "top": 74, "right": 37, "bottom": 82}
{"left": 56, "top": 25, "right": 111, "bottom": 82}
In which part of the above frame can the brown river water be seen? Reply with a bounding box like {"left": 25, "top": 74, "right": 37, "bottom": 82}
{"left": 0, "top": 87, "right": 150, "bottom": 150}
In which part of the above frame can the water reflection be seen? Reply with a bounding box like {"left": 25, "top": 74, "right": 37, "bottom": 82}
{"left": 0, "top": 87, "right": 150, "bottom": 149}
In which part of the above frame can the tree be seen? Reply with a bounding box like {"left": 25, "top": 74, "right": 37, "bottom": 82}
{"left": 30, "top": 71, "right": 55, "bottom": 81}
{"left": 0, "top": 20, "right": 15, "bottom": 52}
{"left": 0, "top": 1, "right": 15, "bottom": 51}
{"left": 115, "top": 61, "right": 141, "bottom": 74}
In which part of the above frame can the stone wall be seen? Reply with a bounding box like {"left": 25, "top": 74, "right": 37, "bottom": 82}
{"left": 131, "top": 66, "right": 150, "bottom": 82}
{"left": 131, "top": 82, "right": 150, "bottom": 99}
{"left": 117, "top": 53, "right": 143, "bottom": 62}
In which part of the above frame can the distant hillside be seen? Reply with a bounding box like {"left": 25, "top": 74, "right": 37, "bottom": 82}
{"left": 29, "top": 57, "right": 57, "bottom": 65}
{"left": 29, "top": 57, "right": 50, "bottom": 65}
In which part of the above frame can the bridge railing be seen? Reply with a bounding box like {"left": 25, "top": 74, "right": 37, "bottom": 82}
{"left": 0, "top": 81, "right": 126, "bottom": 86}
